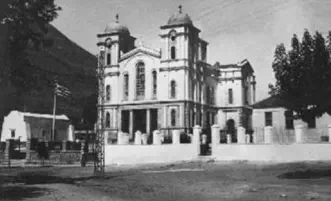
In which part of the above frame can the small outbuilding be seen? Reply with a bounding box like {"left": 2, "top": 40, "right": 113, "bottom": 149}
{"left": 1, "top": 110, "right": 74, "bottom": 142}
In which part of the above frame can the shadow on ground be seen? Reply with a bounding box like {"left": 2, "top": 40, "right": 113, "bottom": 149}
{"left": 278, "top": 168, "right": 331, "bottom": 179}
{"left": 0, "top": 186, "right": 50, "bottom": 201}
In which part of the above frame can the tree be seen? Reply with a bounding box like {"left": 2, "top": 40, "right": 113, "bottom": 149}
{"left": 1, "top": 0, "right": 61, "bottom": 98}
{"left": 269, "top": 29, "right": 331, "bottom": 121}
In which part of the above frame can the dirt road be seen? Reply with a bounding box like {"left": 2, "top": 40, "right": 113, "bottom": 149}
{"left": 1, "top": 161, "right": 331, "bottom": 201}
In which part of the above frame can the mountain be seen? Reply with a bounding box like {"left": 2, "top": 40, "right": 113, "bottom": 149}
{"left": 0, "top": 0, "right": 97, "bottom": 131}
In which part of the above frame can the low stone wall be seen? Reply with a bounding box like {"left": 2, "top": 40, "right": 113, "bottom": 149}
{"left": 211, "top": 144, "right": 331, "bottom": 162}
{"left": 26, "top": 150, "right": 81, "bottom": 164}
{"left": 105, "top": 144, "right": 199, "bottom": 165}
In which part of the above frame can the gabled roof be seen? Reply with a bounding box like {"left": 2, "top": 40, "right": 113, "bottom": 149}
{"left": 120, "top": 45, "right": 161, "bottom": 61}
{"left": 9, "top": 110, "right": 69, "bottom": 120}
{"left": 253, "top": 96, "right": 293, "bottom": 109}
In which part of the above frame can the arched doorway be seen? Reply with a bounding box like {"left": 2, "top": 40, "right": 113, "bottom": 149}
{"left": 226, "top": 119, "right": 236, "bottom": 143}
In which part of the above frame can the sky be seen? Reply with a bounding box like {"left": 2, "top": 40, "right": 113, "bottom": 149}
{"left": 52, "top": 0, "right": 331, "bottom": 102}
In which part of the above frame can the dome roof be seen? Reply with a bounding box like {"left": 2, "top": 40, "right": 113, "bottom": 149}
{"left": 167, "top": 5, "right": 193, "bottom": 26}
{"left": 104, "top": 14, "right": 130, "bottom": 34}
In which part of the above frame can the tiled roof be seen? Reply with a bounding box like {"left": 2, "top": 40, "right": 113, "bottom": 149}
{"left": 253, "top": 96, "right": 293, "bottom": 109}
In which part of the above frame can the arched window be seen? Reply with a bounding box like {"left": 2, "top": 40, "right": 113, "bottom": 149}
{"left": 170, "top": 80, "right": 176, "bottom": 98}
{"left": 152, "top": 70, "right": 157, "bottom": 97}
{"left": 136, "top": 62, "right": 145, "bottom": 100}
{"left": 124, "top": 74, "right": 129, "bottom": 100}
{"left": 171, "top": 46, "right": 176, "bottom": 59}
{"left": 171, "top": 109, "right": 176, "bottom": 127}
{"left": 106, "top": 85, "right": 111, "bottom": 101}
{"left": 106, "top": 112, "right": 110, "bottom": 128}
{"left": 106, "top": 53, "right": 111, "bottom": 65}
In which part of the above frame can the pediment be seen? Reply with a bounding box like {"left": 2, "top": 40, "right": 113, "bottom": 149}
{"left": 119, "top": 46, "right": 161, "bottom": 62}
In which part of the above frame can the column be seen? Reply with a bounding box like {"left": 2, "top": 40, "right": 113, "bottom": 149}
{"left": 129, "top": 110, "right": 133, "bottom": 138}
{"left": 118, "top": 109, "right": 122, "bottom": 132}
{"left": 146, "top": 109, "right": 150, "bottom": 135}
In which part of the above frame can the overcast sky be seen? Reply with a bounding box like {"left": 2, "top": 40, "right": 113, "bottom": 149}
{"left": 52, "top": 0, "right": 331, "bottom": 101}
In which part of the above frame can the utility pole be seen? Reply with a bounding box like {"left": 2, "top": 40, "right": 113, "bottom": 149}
{"left": 94, "top": 49, "right": 105, "bottom": 177}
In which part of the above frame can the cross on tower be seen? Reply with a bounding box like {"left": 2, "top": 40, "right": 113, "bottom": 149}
{"left": 178, "top": 5, "right": 182, "bottom": 13}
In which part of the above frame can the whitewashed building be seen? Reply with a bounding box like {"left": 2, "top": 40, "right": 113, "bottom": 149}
{"left": 252, "top": 96, "right": 331, "bottom": 143}
{"left": 1, "top": 110, "right": 74, "bottom": 142}
{"left": 97, "top": 6, "right": 256, "bottom": 139}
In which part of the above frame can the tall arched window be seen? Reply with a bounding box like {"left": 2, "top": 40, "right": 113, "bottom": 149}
{"left": 106, "top": 53, "right": 111, "bottom": 65}
{"left": 171, "top": 46, "right": 176, "bottom": 59}
{"left": 106, "top": 112, "right": 110, "bottom": 128}
{"left": 106, "top": 85, "right": 111, "bottom": 101}
{"left": 152, "top": 70, "right": 157, "bottom": 97}
{"left": 171, "top": 109, "right": 176, "bottom": 126}
{"left": 136, "top": 62, "right": 145, "bottom": 100}
{"left": 170, "top": 80, "right": 176, "bottom": 98}
{"left": 123, "top": 74, "right": 129, "bottom": 100}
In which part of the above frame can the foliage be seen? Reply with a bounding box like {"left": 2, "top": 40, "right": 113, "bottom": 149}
{"left": 1, "top": 0, "right": 61, "bottom": 90}
{"left": 269, "top": 30, "right": 331, "bottom": 121}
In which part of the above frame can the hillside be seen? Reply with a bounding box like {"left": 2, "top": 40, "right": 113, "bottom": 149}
{"left": 0, "top": 0, "right": 97, "bottom": 130}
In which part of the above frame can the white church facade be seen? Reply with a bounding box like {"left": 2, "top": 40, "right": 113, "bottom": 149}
{"left": 96, "top": 6, "right": 256, "bottom": 140}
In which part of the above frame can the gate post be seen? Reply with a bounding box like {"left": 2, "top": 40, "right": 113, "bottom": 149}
{"left": 5, "top": 139, "right": 11, "bottom": 167}
{"left": 237, "top": 127, "right": 246, "bottom": 144}
{"left": 211, "top": 125, "right": 220, "bottom": 154}
{"left": 193, "top": 125, "right": 201, "bottom": 156}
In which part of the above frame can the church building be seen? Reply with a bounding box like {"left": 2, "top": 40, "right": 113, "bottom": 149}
{"left": 96, "top": 6, "right": 256, "bottom": 139}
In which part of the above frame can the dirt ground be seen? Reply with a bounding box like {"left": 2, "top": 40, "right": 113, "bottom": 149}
{"left": 1, "top": 161, "right": 331, "bottom": 201}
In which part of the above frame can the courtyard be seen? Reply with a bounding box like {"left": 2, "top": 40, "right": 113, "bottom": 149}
{"left": 1, "top": 161, "right": 331, "bottom": 201}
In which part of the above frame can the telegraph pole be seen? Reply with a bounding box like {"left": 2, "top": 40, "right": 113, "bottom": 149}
{"left": 94, "top": 49, "right": 105, "bottom": 177}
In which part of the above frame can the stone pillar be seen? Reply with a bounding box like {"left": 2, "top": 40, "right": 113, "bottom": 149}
{"left": 226, "top": 134, "right": 232, "bottom": 144}
{"left": 134, "top": 130, "right": 142, "bottom": 145}
{"left": 25, "top": 138, "right": 31, "bottom": 162}
{"left": 245, "top": 134, "right": 251, "bottom": 144}
{"left": 146, "top": 109, "right": 150, "bottom": 135}
{"left": 172, "top": 130, "right": 180, "bottom": 144}
{"left": 5, "top": 139, "right": 11, "bottom": 167}
{"left": 237, "top": 127, "right": 246, "bottom": 144}
{"left": 328, "top": 124, "right": 331, "bottom": 143}
{"left": 264, "top": 126, "right": 273, "bottom": 144}
{"left": 211, "top": 124, "right": 220, "bottom": 147}
{"left": 62, "top": 140, "right": 67, "bottom": 151}
{"left": 153, "top": 130, "right": 162, "bottom": 145}
{"left": 117, "top": 131, "right": 123, "bottom": 145}
{"left": 141, "top": 133, "right": 148, "bottom": 145}
{"left": 193, "top": 125, "right": 201, "bottom": 155}
{"left": 295, "top": 124, "right": 305, "bottom": 143}
{"left": 129, "top": 110, "right": 133, "bottom": 139}
{"left": 68, "top": 125, "right": 74, "bottom": 141}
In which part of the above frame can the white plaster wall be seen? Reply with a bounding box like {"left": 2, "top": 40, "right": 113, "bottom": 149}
{"left": 1, "top": 111, "right": 26, "bottom": 142}
{"left": 212, "top": 144, "right": 331, "bottom": 162}
{"left": 252, "top": 108, "right": 286, "bottom": 128}
{"left": 217, "top": 79, "right": 243, "bottom": 107}
{"left": 158, "top": 70, "right": 185, "bottom": 100}
{"left": 105, "top": 144, "right": 199, "bottom": 165}
{"left": 119, "top": 53, "right": 160, "bottom": 102}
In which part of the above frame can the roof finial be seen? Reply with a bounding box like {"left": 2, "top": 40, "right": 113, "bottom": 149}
{"left": 178, "top": 5, "right": 182, "bottom": 13}
{"left": 115, "top": 14, "right": 119, "bottom": 23}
